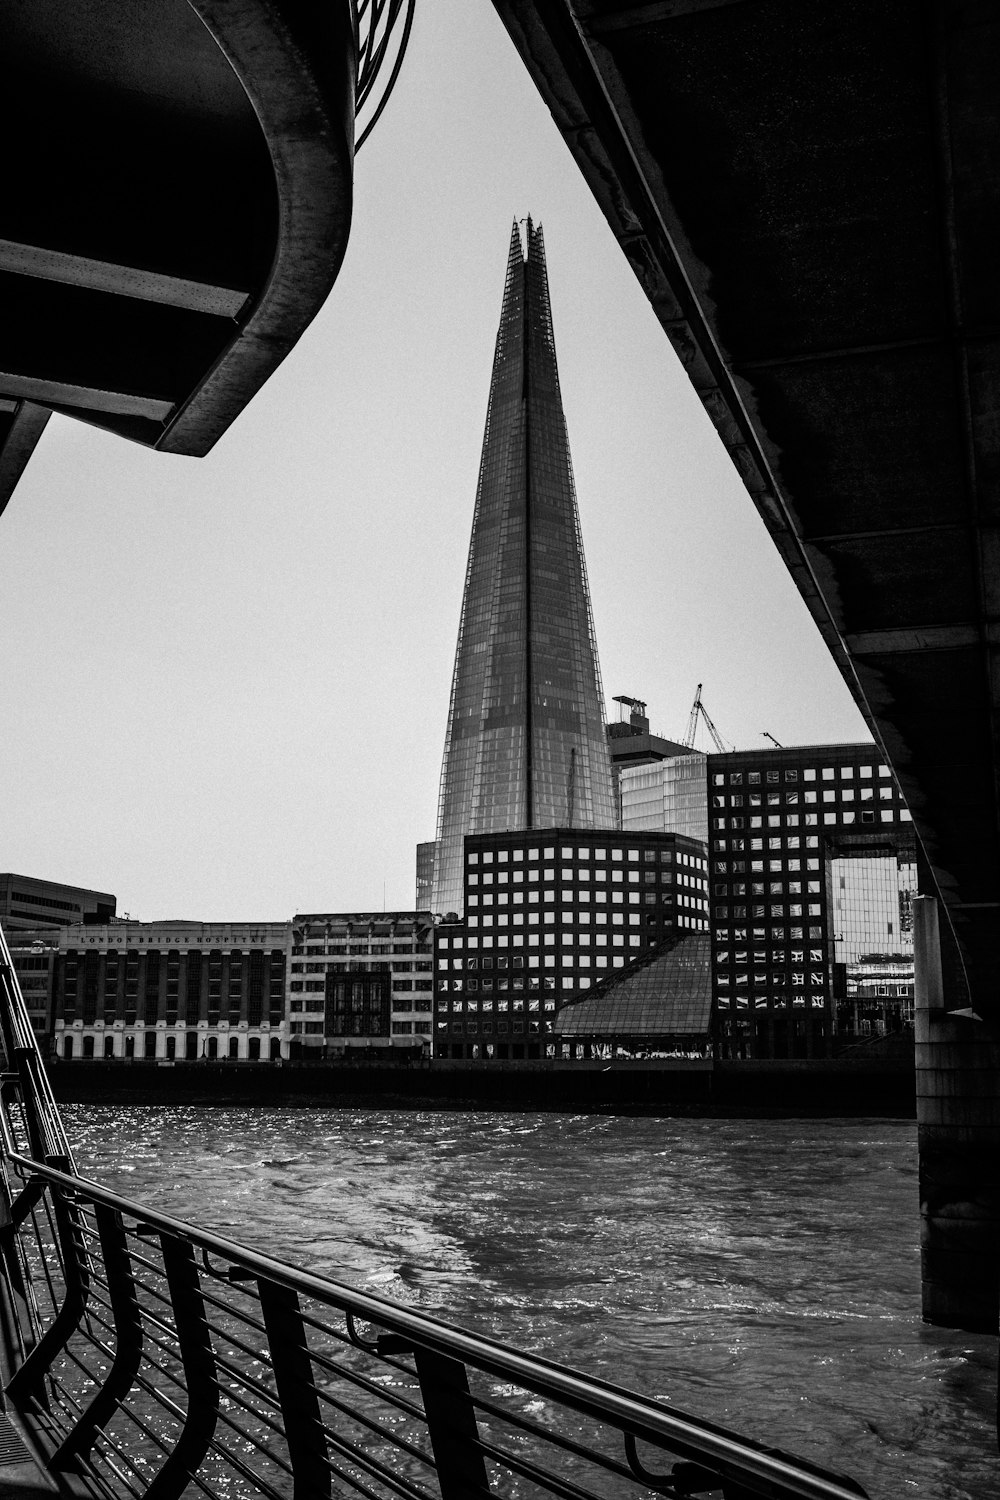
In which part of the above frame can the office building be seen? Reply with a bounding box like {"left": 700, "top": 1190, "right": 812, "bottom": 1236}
{"left": 0, "top": 874, "right": 115, "bottom": 932}
{"left": 707, "top": 743, "right": 915, "bottom": 1059}
{"left": 51, "top": 922, "right": 290, "bottom": 1062}
{"left": 606, "top": 696, "right": 693, "bottom": 825}
{"left": 289, "top": 912, "right": 434, "bottom": 1057}
{"left": 7, "top": 930, "right": 59, "bottom": 1046}
{"left": 433, "top": 828, "right": 708, "bottom": 1060}
{"left": 426, "top": 221, "right": 616, "bottom": 915}
{"left": 831, "top": 854, "right": 917, "bottom": 1039}
{"left": 619, "top": 752, "right": 710, "bottom": 843}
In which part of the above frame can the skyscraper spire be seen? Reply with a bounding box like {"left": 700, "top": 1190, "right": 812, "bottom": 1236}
{"left": 429, "top": 220, "right": 616, "bottom": 914}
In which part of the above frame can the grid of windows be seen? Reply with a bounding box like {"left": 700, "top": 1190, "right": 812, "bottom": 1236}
{"left": 708, "top": 747, "right": 914, "bottom": 1059}
{"left": 435, "top": 828, "right": 709, "bottom": 1060}
{"left": 288, "top": 914, "right": 436, "bottom": 1054}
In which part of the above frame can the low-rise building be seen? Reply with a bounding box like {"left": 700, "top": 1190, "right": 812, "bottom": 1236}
{"left": 288, "top": 913, "right": 435, "bottom": 1057}
{"left": 51, "top": 921, "right": 290, "bottom": 1062}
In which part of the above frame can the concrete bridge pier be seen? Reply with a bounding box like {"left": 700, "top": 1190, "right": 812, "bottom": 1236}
{"left": 914, "top": 896, "right": 1000, "bottom": 1334}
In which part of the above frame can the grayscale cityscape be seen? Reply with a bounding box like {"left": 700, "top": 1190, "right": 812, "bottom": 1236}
{"left": 3, "top": 223, "right": 920, "bottom": 1076}
{"left": 0, "top": 4, "right": 996, "bottom": 1500}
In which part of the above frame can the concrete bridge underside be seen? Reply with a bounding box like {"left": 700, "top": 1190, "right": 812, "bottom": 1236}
{"left": 494, "top": 0, "right": 1000, "bottom": 1333}
{"left": 0, "top": 0, "right": 356, "bottom": 510}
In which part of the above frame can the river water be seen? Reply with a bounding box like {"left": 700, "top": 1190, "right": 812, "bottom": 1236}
{"left": 64, "top": 1107, "right": 996, "bottom": 1500}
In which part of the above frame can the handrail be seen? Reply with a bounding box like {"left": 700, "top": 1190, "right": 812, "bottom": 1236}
{"left": 354, "top": 0, "right": 417, "bottom": 148}
{"left": 1, "top": 1150, "right": 867, "bottom": 1500}
{"left": 0, "top": 923, "right": 75, "bottom": 1168}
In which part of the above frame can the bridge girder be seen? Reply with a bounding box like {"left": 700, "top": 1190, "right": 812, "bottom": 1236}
{"left": 493, "top": 0, "right": 1000, "bottom": 1024}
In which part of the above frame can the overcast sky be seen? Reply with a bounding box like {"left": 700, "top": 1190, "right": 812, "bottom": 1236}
{"left": 0, "top": 1, "right": 869, "bottom": 922}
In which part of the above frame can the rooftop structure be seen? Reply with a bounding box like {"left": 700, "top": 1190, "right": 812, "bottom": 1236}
{"left": 429, "top": 221, "right": 616, "bottom": 914}
{"left": 606, "top": 695, "right": 694, "bottom": 825}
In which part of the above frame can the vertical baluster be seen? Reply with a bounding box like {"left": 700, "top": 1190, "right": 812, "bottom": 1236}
{"left": 258, "top": 1278, "right": 330, "bottom": 1500}
{"left": 0, "top": 1176, "right": 46, "bottom": 1382}
{"left": 143, "top": 1234, "right": 218, "bottom": 1500}
{"left": 5, "top": 1180, "right": 89, "bottom": 1410}
{"left": 50, "top": 1204, "right": 143, "bottom": 1471}
{"left": 413, "top": 1348, "right": 491, "bottom": 1500}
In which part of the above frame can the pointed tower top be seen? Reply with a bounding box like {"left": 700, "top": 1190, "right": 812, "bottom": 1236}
{"left": 510, "top": 216, "right": 542, "bottom": 262}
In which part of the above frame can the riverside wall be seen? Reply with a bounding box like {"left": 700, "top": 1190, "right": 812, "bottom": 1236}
{"left": 47, "top": 1055, "right": 915, "bottom": 1117}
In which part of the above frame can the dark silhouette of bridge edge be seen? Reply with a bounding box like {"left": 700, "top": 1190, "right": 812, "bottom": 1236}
{"left": 491, "top": 0, "right": 1000, "bottom": 1337}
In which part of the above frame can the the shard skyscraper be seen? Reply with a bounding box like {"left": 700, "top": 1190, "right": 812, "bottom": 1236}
{"left": 428, "top": 219, "right": 616, "bottom": 915}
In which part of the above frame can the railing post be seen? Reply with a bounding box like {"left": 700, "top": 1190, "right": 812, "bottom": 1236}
{"left": 413, "top": 1348, "right": 491, "bottom": 1500}
{"left": 143, "top": 1233, "right": 218, "bottom": 1500}
{"left": 0, "top": 1175, "right": 44, "bottom": 1386}
{"left": 258, "top": 1278, "right": 331, "bottom": 1500}
{"left": 5, "top": 1177, "right": 88, "bottom": 1410}
{"left": 50, "top": 1204, "right": 144, "bottom": 1472}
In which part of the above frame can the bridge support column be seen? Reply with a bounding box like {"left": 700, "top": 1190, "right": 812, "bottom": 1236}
{"left": 914, "top": 895, "right": 1000, "bottom": 1333}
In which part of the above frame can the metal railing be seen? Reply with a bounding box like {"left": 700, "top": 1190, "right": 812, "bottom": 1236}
{"left": 354, "top": 0, "right": 416, "bottom": 148}
{"left": 0, "top": 929, "right": 869, "bottom": 1500}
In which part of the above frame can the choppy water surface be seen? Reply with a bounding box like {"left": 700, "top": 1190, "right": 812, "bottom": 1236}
{"left": 65, "top": 1108, "right": 996, "bottom": 1499}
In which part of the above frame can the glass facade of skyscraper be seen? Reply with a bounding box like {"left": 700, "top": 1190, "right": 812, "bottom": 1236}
{"left": 430, "top": 221, "right": 615, "bottom": 915}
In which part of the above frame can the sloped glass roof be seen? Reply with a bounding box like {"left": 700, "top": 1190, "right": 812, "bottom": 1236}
{"left": 553, "top": 934, "right": 712, "bottom": 1038}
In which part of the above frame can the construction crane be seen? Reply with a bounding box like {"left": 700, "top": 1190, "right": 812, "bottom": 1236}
{"left": 681, "top": 684, "right": 730, "bottom": 753}
{"left": 762, "top": 731, "right": 783, "bottom": 748}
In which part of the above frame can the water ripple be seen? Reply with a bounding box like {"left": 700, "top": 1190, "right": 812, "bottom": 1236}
{"left": 64, "top": 1106, "right": 996, "bottom": 1500}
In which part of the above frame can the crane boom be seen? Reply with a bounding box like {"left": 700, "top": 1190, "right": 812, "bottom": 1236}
{"left": 681, "top": 683, "right": 730, "bottom": 752}
{"left": 682, "top": 684, "right": 703, "bottom": 749}
{"left": 699, "top": 701, "right": 728, "bottom": 753}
